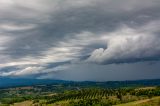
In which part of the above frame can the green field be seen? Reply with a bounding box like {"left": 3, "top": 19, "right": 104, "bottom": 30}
{"left": 115, "top": 96, "right": 160, "bottom": 106}
{"left": 1, "top": 84, "right": 160, "bottom": 106}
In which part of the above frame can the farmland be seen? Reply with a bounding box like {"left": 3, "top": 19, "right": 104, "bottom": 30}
{"left": 0, "top": 79, "right": 160, "bottom": 106}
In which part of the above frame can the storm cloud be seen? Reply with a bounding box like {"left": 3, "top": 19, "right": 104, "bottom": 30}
{"left": 0, "top": 0, "right": 160, "bottom": 80}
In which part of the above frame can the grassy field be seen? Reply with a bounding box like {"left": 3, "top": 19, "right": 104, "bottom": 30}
{"left": 1, "top": 96, "right": 159, "bottom": 106}
{"left": 115, "top": 96, "right": 160, "bottom": 106}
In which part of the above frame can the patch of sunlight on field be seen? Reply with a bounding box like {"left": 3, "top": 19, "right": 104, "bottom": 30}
{"left": 135, "top": 87, "right": 156, "bottom": 90}
{"left": 12, "top": 101, "right": 33, "bottom": 106}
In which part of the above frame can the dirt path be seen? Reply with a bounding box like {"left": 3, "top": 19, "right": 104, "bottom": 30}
{"left": 133, "top": 99, "right": 150, "bottom": 105}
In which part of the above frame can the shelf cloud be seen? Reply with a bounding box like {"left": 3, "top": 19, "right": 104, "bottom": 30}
{"left": 0, "top": 0, "right": 160, "bottom": 80}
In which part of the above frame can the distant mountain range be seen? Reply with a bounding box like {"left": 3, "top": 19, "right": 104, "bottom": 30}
{"left": 0, "top": 77, "right": 160, "bottom": 88}
{"left": 0, "top": 77, "right": 67, "bottom": 88}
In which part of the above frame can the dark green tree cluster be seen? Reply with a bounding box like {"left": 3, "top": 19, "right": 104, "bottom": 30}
{"left": 130, "top": 88, "right": 160, "bottom": 98}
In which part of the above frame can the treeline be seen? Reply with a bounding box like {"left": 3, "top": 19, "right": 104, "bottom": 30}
{"left": 1, "top": 97, "right": 28, "bottom": 105}
{"left": 131, "top": 88, "right": 160, "bottom": 97}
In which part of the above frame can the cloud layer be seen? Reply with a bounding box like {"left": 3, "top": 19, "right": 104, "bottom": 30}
{"left": 87, "top": 21, "right": 160, "bottom": 64}
{"left": 0, "top": 0, "right": 160, "bottom": 80}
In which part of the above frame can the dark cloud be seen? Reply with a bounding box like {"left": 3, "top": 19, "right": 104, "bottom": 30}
{"left": 0, "top": 0, "right": 160, "bottom": 80}
{"left": 38, "top": 61, "right": 160, "bottom": 81}
{"left": 3, "top": 0, "right": 160, "bottom": 59}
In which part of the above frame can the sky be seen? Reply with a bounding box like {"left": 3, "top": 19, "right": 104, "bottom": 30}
{"left": 0, "top": 0, "right": 160, "bottom": 81}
